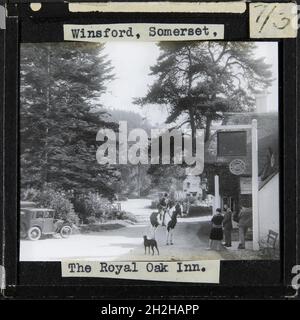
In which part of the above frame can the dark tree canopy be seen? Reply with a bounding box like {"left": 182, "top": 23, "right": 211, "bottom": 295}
{"left": 135, "top": 41, "right": 273, "bottom": 142}
{"left": 20, "top": 42, "right": 117, "bottom": 196}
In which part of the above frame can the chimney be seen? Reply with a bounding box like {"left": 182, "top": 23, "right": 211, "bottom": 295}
{"left": 255, "top": 92, "right": 269, "bottom": 113}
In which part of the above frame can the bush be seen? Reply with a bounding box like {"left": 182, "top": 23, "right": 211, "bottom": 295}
{"left": 116, "top": 211, "right": 138, "bottom": 223}
{"left": 74, "top": 193, "right": 104, "bottom": 222}
{"left": 22, "top": 187, "right": 136, "bottom": 225}
{"left": 84, "top": 193, "right": 105, "bottom": 218}
{"left": 21, "top": 185, "right": 75, "bottom": 220}
{"left": 86, "top": 216, "right": 97, "bottom": 225}
{"left": 103, "top": 210, "right": 137, "bottom": 223}
{"left": 74, "top": 192, "right": 110, "bottom": 223}
{"left": 105, "top": 209, "right": 118, "bottom": 220}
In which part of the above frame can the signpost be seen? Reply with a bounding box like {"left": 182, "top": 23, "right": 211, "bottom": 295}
{"left": 214, "top": 175, "right": 220, "bottom": 212}
{"left": 251, "top": 119, "right": 259, "bottom": 250}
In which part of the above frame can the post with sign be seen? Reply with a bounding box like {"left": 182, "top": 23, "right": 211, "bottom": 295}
{"left": 252, "top": 119, "right": 259, "bottom": 250}
{"left": 214, "top": 175, "right": 220, "bottom": 213}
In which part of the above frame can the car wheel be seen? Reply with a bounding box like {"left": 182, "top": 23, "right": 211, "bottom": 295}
{"left": 60, "top": 225, "right": 72, "bottom": 238}
{"left": 28, "top": 226, "right": 42, "bottom": 241}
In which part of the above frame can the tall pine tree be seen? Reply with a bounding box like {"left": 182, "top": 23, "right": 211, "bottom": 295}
{"left": 20, "top": 42, "right": 117, "bottom": 197}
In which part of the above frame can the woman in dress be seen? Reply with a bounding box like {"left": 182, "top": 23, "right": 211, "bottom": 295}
{"left": 222, "top": 206, "right": 233, "bottom": 247}
{"left": 208, "top": 208, "right": 224, "bottom": 250}
{"left": 165, "top": 201, "right": 181, "bottom": 245}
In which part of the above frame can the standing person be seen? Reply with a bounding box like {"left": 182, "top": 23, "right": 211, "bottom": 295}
{"left": 223, "top": 207, "right": 233, "bottom": 247}
{"left": 175, "top": 201, "right": 183, "bottom": 217}
{"left": 207, "top": 208, "right": 224, "bottom": 250}
{"left": 158, "top": 193, "right": 168, "bottom": 226}
{"left": 165, "top": 201, "right": 179, "bottom": 245}
{"left": 149, "top": 211, "right": 160, "bottom": 239}
{"left": 238, "top": 206, "right": 252, "bottom": 249}
{"left": 186, "top": 194, "right": 191, "bottom": 215}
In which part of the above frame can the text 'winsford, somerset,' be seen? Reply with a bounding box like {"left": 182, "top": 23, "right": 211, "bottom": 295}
{"left": 64, "top": 24, "right": 224, "bottom": 42}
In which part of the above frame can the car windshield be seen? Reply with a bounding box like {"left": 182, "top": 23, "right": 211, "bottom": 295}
{"left": 44, "top": 211, "right": 54, "bottom": 218}
{"left": 35, "top": 210, "right": 54, "bottom": 218}
{"left": 35, "top": 211, "right": 44, "bottom": 218}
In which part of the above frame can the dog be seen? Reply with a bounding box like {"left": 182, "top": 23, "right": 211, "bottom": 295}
{"left": 143, "top": 235, "right": 159, "bottom": 255}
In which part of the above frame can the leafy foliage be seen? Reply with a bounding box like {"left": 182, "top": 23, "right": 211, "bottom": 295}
{"left": 135, "top": 42, "right": 273, "bottom": 142}
{"left": 20, "top": 43, "right": 117, "bottom": 196}
{"left": 21, "top": 185, "right": 75, "bottom": 219}
{"left": 78, "top": 192, "right": 106, "bottom": 220}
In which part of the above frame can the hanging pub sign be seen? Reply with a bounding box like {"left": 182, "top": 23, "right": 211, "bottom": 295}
{"left": 229, "top": 159, "right": 246, "bottom": 175}
{"left": 217, "top": 131, "right": 247, "bottom": 157}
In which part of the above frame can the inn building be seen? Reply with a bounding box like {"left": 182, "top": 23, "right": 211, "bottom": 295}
{"left": 203, "top": 111, "right": 279, "bottom": 245}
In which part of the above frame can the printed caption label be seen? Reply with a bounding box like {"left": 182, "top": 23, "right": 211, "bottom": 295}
{"left": 61, "top": 260, "right": 220, "bottom": 283}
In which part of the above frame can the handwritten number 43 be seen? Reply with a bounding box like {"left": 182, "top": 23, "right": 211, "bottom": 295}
{"left": 255, "top": 4, "right": 291, "bottom": 33}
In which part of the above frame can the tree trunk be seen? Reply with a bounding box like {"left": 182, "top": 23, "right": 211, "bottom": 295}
{"left": 205, "top": 116, "right": 212, "bottom": 142}
{"left": 189, "top": 109, "right": 196, "bottom": 154}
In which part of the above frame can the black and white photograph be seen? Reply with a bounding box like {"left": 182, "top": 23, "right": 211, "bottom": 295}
{"left": 19, "top": 40, "right": 279, "bottom": 263}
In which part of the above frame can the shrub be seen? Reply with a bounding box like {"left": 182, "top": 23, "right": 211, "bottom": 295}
{"left": 84, "top": 193, "right": 105, "bottom": 218}
{"left": 21, "top": 185, "right": 75, "bottom": 220}
{"left": 116, "top": 211, "right": 138, "bottom": 223}
{"left": 105, "top": 209, "right": 118, "bottom": 220}
{"left": 74, "top": 192, "right": 110, "bottom": 223}
{"left": 21, "top": 187, "right": 39, "bottom": 202}
{"left": 86, "top": 216, "right": 97, "bottom": 225}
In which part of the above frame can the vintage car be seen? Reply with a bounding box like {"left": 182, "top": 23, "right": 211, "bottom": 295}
{"left": 20, "top": 208, "right": 72, "bottom": 241}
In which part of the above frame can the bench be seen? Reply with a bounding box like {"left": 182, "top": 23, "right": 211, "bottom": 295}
{"left": 260, "top": 230, "right": 279, "bottom": 255}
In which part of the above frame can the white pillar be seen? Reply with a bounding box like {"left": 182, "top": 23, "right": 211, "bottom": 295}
{"left": 214, "top": 175, "right": 220, "bottom": 212}
{"left": 252, "top": 119, "right": 259, "bottom": 250}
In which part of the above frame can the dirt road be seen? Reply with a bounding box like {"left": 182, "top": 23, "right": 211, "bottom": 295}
{"left": 20, "top": 198, "right": 263, "bottom": 261}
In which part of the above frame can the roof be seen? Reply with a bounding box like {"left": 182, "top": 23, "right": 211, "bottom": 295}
{"left": 259, "top": 171, "right": 278, "bottom": 190}
{"left": 21, "top": 208, "right": 54, "bottom": 211}
{"left": 20, "top": 201, "right": 37, "bottom": 208}
{"left": 204, "top": 112, "right": 278, "bottom": 176}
